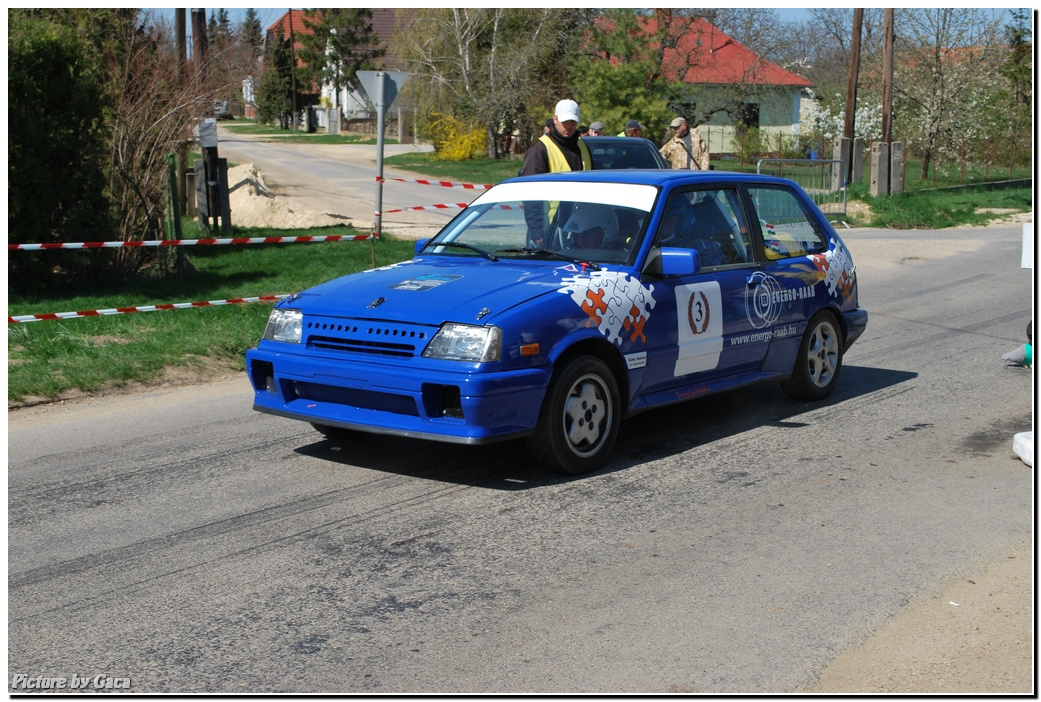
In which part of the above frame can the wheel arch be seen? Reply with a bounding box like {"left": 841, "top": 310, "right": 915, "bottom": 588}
{"left": 824, "top": 303, "right": 849, "bottom": 352}
{"left": 547, "top": 336, "right": 631, "bottom": 416}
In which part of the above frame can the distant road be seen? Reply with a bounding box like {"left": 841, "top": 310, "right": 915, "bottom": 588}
{"left": 215, "top": 130, "right": 456, "bottom": 239}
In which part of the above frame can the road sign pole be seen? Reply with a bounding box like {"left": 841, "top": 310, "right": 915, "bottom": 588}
{"left": 373, "top": 72, "right": 386, "bottom": 245}
{"left": 356, "top": 69, "right": 408, "bottom": 266}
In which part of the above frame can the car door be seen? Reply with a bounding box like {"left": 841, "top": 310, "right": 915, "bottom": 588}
{"left": 742, "top": 184, "right": 837, "bottom": 356}
{"left": 637, "top": 186, "right": 768, "bottom": 400}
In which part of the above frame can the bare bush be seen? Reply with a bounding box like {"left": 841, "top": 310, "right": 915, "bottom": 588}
{"left": 104, "top": 18, "right": 213, "bottom": 274}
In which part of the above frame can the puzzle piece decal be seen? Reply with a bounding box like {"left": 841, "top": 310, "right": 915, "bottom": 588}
{"left": 559, "top": 271, "right": 656, "bottom": 346}
{"left": 809, "top": 237, "right": 855, "bottom": 299}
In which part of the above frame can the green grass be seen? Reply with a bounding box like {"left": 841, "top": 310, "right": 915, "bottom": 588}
{"left": 850, "top": 183, "right": 1032, "bottom": 229}
{"left": 743, "top": 154, "right": 1032, "bottom": 228}
{"left": 8, "top": 222, "right": 415, "bottom": 402}
{"left": 384, "top": 152, "right": 523, "bottom": 184}
{"left": 898, "top": 159, "right": 1032, "bottom": 191}
{"left": 220, "top": 118, "right": 388, "bottom": 145}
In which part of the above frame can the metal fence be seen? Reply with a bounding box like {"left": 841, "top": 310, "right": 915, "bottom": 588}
{"left": 756, "top": 158, "right": 847, "bottom": 217}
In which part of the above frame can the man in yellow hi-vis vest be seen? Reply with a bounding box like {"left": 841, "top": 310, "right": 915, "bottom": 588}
{"left": 521, "top": 99, "right": 592, "bottom": 246}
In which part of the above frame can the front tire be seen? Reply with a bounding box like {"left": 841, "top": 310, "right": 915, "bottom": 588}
{"left": 781, "top": 310, "right": 843, "bottom": 401}
{"left": 527, "top": 356, "right": 621, "bottom": 475}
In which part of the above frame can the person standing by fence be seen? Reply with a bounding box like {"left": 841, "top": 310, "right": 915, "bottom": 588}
{"left": 660, "top": 116, "right": 710, "bottom": 170}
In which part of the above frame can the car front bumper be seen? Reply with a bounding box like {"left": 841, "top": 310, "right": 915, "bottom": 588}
{"left": 246, "top": 347, "right": 552, "bottom": 444}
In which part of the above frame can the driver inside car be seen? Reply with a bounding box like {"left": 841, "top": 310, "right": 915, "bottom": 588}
{"left": 655, "top": 195, "right": 728, "bottom": 266}
{"left": 655, "top": 197, "right": 696, "bottom": 247}
{"left": 561, "top": 203, "right": 621, "bottom": 250}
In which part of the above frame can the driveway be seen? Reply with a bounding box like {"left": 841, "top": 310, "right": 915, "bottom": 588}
{"left": 215, "top": 128, "right": 457, "bottom": 239}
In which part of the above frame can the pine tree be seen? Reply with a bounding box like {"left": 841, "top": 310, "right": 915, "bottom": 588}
{"left": 239, "top": 8, "right": 264, "bottom": 68}
{"left": 257, "top": 35, "right": 294, "bottom": 127}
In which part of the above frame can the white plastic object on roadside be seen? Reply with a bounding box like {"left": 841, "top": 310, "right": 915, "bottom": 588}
{"left": 1012, "top": 431, "right": 1033, "bottom": 467}
{"left": 1022, "top": 222, "right": 1033, "bottom": 269}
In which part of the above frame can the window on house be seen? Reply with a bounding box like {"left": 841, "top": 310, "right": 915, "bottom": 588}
{"left": 736, "top": 102, "right": 760, "bottom": 129}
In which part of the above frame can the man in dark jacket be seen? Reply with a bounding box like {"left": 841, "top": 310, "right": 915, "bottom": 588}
{"left": 521, "top": 99, "right": 591, "bottom": 177}
{"left": 521, "top": 99, "right": 592, "bottom": 245}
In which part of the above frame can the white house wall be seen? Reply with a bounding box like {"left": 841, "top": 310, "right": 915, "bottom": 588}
{"left": 694, "top": 86, "right": 804, "bottom": 155}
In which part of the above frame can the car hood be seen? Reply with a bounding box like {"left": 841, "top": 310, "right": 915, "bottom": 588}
{"left": 293, "top": 259, "right": 588, "bottom": 324}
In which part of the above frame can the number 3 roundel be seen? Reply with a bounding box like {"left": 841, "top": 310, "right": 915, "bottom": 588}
{"left": 687, "top": 289, "right": 711, "bottom": 335}
{"left": 674, "top": 282, "right": 723, "bottom": 377}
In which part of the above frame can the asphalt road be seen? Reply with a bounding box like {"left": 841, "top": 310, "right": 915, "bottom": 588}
{"left": 8, "top": 151, "right": 1034, "bottom": 692}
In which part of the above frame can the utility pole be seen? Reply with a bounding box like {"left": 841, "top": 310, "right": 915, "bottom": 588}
{"left": 191, "top": 9, "right": 208, "bottom": 90}
{"left": 871, "top": 8, "right": 900, "bottom": 197}
{"left": 844, "top": 8, "right": 864, "bottom": 185}
{"left": 288, "top": 9, "right": 298, "bottom": 131}
{"left": 191, "top": 9, "right": 226, "bottom": 233}
{"left": 173, "top": 9, "right": 189, "bottom": 274}
{"left": 175, "top": 9, "right": 187, "bottom": 216}
{"left": 881, "top": 8, "right": 894, "bottom": 144}
{"left": 844, "top": 9, "right": 863, "bottom": 142}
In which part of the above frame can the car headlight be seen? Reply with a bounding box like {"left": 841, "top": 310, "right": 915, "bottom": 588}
{"left": 262, "top": 308, "right": 303, "bottom": 343}
{"left": 423, "top": 324, "right": 502, "bottom": 362}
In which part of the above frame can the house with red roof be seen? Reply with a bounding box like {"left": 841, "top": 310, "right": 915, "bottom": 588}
{"left": 638, "top": 12, "right": 815, "bottom": 155}
{"left": 266, "top": 9, "right": 313, "bottom": 52}
{"left": 262, "top": 9, "right": 414, "bottom": 123}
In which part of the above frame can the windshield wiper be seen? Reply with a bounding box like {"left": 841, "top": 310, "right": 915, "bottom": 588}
{"left": 496, "top": 248, "right": 601, "bottom": 270}
{"left": 420, "top": 240, "right": 497, "bottom": 262}
{"left": 420, "top": 241, "right": 497, "bottom": 261}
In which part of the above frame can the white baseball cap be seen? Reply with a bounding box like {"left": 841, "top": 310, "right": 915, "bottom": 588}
{"left": 554, "top": 99, "right": 580, "bottom": 124}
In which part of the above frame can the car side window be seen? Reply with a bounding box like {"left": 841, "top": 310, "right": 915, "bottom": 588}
{"left": 654, "top": 188, "right": 752, "bottom": 266}
{"left": 746, "top": 186, "right": 828, "bottom": 260}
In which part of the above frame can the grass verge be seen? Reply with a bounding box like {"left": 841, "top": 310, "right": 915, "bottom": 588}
{"left": 220, "top": 118, "right": 389, "bottom": 145}
{"left": 384, "top": 151, "right": 523, "bottom": 184}
{"left": 848, "top": 183, "right": 1032, "bottom": 229}
{"left": 8, "top": 223, "right": 415, "bottom": 403}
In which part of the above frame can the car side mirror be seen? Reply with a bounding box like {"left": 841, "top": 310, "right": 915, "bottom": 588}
{"left": 414, "top": 238, "right": 429, "bottom": 257}
{"left": 660, "top": 247, "right": 701, "bottom": 276}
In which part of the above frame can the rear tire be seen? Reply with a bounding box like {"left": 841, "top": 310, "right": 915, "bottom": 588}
{"left": 527, "top": 356, "right": 620, "bottom": 475}
{"left": 780, "top": 310, "right": 842, "bottom": 401}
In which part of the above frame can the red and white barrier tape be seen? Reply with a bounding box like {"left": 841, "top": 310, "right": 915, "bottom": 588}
{"left": 379, "top": 203, "right": 522, "bottom": 215}
{"left": 12, "top": 178, "right": 498, "bottom": 251}
{"left": 9, "top": 234, "right": 373, "bottom": 251}
{"left": 377, "top": 176, "right": 493, "bottom": 190}
{"left": 381, "top": 203, "right": 470, "bottom": 215}
{"left": 9, "top": 294, "right": 290, "bottom": 324}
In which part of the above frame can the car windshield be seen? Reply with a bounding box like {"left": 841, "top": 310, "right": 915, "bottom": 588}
{"left": 424, "top": 180, "right": 659, "bottom": 266}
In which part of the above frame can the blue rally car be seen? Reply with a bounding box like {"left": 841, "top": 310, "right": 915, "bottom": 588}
{"left": 247, "top": 171, "right": 867, "bottom": 475}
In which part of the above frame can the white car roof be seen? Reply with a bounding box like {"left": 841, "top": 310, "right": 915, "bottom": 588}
{"left": 471, "top": 180, "right": 659, "bottom": 213}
